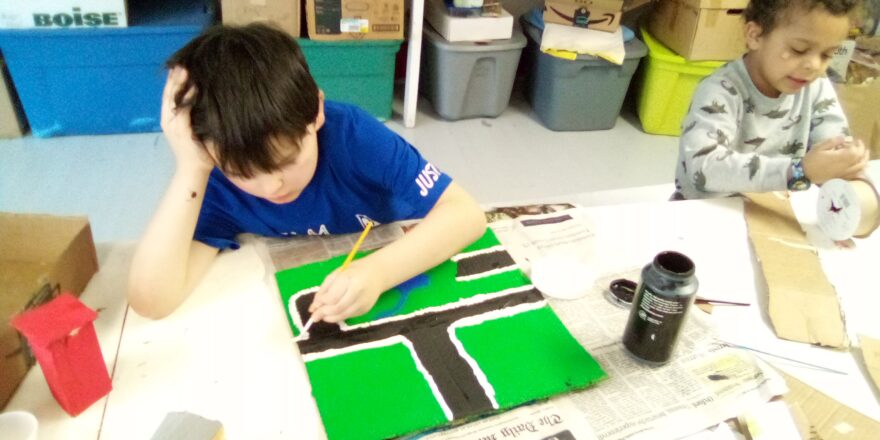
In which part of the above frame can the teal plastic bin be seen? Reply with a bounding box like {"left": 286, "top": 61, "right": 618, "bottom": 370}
{"left": 298, "top": 39, "right": 402, "bottom": 121}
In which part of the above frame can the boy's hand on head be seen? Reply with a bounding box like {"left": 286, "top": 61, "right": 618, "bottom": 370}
{"left": 161, "top": 67, "right": 215, "bottom": 176}
{"left": 803, "top": 136, "right": 869, "bottom": 185}
{"left": 308, "top": 260, "right": 386, "bottom": 324}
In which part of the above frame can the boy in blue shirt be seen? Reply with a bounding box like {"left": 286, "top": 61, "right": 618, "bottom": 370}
{"left": 128, "top": 24, "right": 486, "bottom": 322}
{"left": 674, "top": 0, "right": 869, "bottom": 199}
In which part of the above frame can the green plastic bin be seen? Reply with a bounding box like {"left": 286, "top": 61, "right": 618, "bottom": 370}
{"left": 298, "top": 39, "right": 402, "bottom": 120}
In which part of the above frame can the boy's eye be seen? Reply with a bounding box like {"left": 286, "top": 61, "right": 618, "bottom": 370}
{"left": 791, "top": 48, "right": 807, "bottom": 55}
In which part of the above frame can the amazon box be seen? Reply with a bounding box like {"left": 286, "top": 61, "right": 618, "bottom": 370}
{"left": 648, "top": 0, "right": 747, "bottom": 61}
{"left": 220, "top": 0, "right": 301, "bottom": 37}
{"left": 306, "top": 0, "right": 404, "bottom": 41}
{"left": 0, "top": 213, "right": 98, "bottom": 410}
{"left": 544, "top": 0, "right": 623, "bottom": 33}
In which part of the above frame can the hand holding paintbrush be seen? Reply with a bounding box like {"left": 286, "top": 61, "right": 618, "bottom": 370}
{"left": 303, "top": 222, "right": 374, "bottom": 332}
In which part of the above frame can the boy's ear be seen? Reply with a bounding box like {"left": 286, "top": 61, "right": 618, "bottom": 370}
{"left": 315, "top": 90, "right": 326, "bottom": 130}
{"left": 744, "top": 21, "right": 764, "bottom": 50}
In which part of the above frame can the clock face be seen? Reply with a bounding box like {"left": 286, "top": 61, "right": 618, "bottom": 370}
{"left": 817, "top": 179, "right": 861, "bottom": 241}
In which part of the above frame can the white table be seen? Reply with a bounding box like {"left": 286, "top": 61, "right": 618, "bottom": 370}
{"left": 6, "top": 186, "right": 879, "bottom": 438}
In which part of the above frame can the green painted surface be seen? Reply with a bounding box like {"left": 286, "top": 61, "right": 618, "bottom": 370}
{"left": 276, "top": 229, "right": 528, "bottom": 332}
{"left": 306, "top": 343, "right": 448, "bottom": 440}
{"left": 276, "top": 228, "right": 607, "bottom": 440}
{"left": 455, "top": 306, "right": 607, "bottom": 407}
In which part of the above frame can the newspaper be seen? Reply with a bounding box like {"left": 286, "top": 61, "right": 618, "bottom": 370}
{"left": 420, "top": 208, "right": 787, "bottom": 440}
{"left": 252, "top": 205, "right": 787, "bottom": 440}
{"left": 259, "top": 224, "right": 406, "bottom": 272}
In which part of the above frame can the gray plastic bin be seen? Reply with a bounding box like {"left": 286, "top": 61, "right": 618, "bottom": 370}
{"left": 422, "top": 25, "right": 527, "bottom": 120}
{"left": 523, "top": 20, "right": 647, "bottom": 131}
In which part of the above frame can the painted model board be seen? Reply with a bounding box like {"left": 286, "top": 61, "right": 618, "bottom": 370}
{"left": 276, "top": 229, "right": 606, "bottom": 440}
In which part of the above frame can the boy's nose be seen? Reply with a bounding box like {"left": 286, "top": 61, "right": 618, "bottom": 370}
{"left": 261, "top": 173, "right": 285, "bottom": 193}
{"left": 804, "top": 55, "right": 822, "bottom": 72}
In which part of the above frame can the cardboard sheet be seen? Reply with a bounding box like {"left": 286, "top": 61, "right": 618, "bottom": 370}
{"left": 860, "top": 334, "right": 880, "bottom": 392}
{"left": 781, "top": 370, "right": 880, "bottom": 439}
{"left": 742, "top": 193, "right": 848, "bottom": 348}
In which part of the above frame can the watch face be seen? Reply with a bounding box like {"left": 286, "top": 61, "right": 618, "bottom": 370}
{"left": 817, "top": 179, "right": 861, "bottom": 240}
{"left": 789, "top": 179, "right": 810, "bottom": 191}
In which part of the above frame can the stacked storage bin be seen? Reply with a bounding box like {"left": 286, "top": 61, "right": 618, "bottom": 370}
{"left": 421, "top": 25, "right": 526, "bottom": 120}
{"left": 299, "top": 39, "right": 402, "bottom": 121}
{"left": 635, "top": 0, "right": 747, "bottom": 135}
{"left": 522, "top": 20, "right": 647, "bottom": 131}
{"left": 636, "top": 27, "right": 723, "bottom": 136}
{"left": 421, "top": 0, "right": 523, "bottom": 120}
{"left": 0, "top": 0, "right": 215, "bottom": 137}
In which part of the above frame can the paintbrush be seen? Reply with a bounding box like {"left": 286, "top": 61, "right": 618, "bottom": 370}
{"left": 302, "top": 221, "right": 374, "bottom": 333}
{"left": 718, "top": 339, "right": 848, "bottom": 375}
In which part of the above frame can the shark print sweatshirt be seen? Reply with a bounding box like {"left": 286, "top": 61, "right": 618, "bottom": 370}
{"left": 674, "top": 57, "right": 850, "bottom": 200}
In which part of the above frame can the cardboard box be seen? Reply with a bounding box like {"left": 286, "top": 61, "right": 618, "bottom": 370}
{"left": 425, "top": 0, "right": 513, "bottom": 42}
{"left": 0, "top": 0, "right": 128, "bottom": 29}
{"left": 648, "top": 0, "right": 747, "bottom": 61}
{"left": 544, "top": 0, "right": 623, "bottom": 33}
{"left": 0, "top": 213, "right": 98, "bottom": 410}
{"left": 835, "top": 81, "right": 880, "bottom": 160}
{"left": 306, "top": 0, "right": 404, "bottom": 41}
{"left": 220, "top": 0, "right": 301, "bottom": 38}
{"left": 0, "top": 60, "right": 25, "bottom": 138}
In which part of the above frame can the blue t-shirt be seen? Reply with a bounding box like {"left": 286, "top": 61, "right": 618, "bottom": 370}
{"left": 194, "top": 101, "right": 452, "bottom": 249}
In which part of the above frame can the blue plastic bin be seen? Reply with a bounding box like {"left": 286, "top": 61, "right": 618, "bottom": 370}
{"left": 0, "top": 0, "right": 215, "bottom": 137}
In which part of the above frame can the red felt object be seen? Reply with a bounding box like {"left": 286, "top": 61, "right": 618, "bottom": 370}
{"left": 11, "top": 293, "right": 112, "bottom": 416}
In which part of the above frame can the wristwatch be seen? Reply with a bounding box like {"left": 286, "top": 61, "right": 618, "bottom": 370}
{"left": 787, "top": 158, "right": 811, "bottom": 191}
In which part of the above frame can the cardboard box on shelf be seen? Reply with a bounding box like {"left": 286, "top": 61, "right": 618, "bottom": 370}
{"left": 306, "top": 0, "right": 404, "bottom": 41}
{"left": 648, "top": 0, "right": 747, "bottom": 61}
{"left": 220, "top": 0, "right": 301, "bottom": 37}
{"left": 543, "top": 0, "right": 623, "bottom": 33}
{"left": 0, "top": 60, "right": 26, "bottom": 138}
{"left": 0, "top": 213, "right": 98, "bottom": 410}
{"left": 0, "top": 0, "right": 128, "bottom": 29}
{"left": 425, "top": 0, "right": 513, "bottom": 42}
{"left": 835, "top": 80, "right": 880, "bottom": 159}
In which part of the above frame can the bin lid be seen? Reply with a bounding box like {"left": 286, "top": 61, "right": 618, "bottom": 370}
{"left": 640, "top": 25, "right": 726, "bottom": 67}
{"left": 522, "top": 19, "right": 648, "bottom": 61}
{"left": 423, "top": 23, "right": 527, "bottom": 52}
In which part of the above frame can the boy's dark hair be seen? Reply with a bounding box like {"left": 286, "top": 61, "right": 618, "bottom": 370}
{"left": 167, "top": 23, "right": 320, "bottom": 178}
{"left": 744, "top": 0, "right": 861, "bottom": 34}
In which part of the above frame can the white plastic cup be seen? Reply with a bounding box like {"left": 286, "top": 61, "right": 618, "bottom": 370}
{"left": 0, "top": 411, "right": 38, "bottom": 440}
